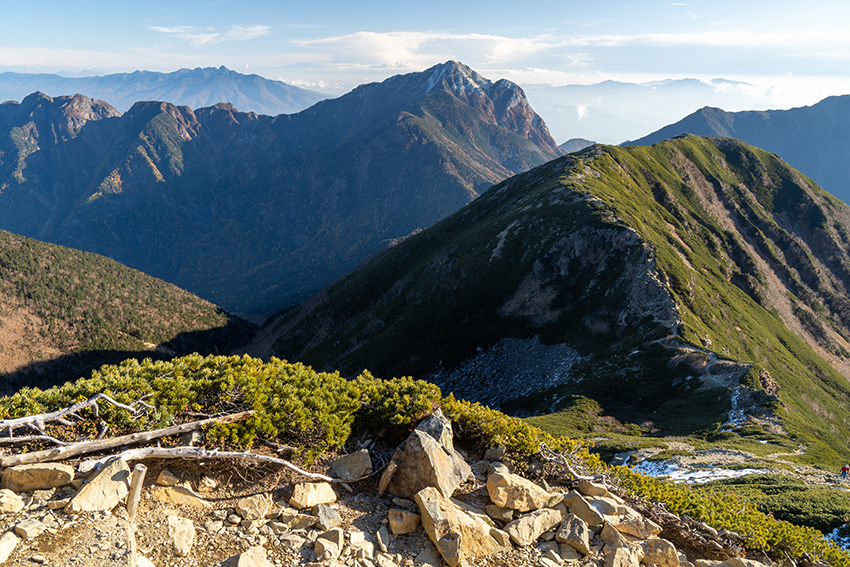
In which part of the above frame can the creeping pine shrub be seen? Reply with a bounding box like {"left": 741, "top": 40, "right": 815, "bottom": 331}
{"left": 441, "top": 394, "right": 599, "bottom": 468}
{"left": 0, "top": 354, "right": 445, "bottom": 463}
{"left": 609, "top": 466, "right": 850, "bottom": 566}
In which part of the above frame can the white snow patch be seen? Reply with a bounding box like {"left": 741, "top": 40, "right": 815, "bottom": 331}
{"left": 632, "top": 460, "right": 766, "bottom": 484}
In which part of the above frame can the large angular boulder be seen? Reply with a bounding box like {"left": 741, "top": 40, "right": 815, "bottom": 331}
{"left": 614, "top": 508, "right": 661, "bottom": 539}
{"left": 415, "top": 486, "right": 510, "bottom": 567}
{"left": 66, "top": 457, "right": 130, "bottom": 513}
{"left": 2, "top": 463, "right": 75, "bottom": 492}
{"left": 642, "top": 538, "right": 679, "bottom": 567}
{"left": 416, "top": 409, "right": 456, "bottom": 451}
{"left": 563, "top": 490, "right": 604, "bottom": 529}
{"left": 503, "top": 508, "right": 563, "bottom": 546}
{"left": 556, "top": 513, "right": 591, "bottom": 555}
{"left": 328, "top": 449, "right": 373, "bottom": 480}
{"left": 487, "top": 470, "right": 557, "bottom": 512}
{"left": 382, "top": 430, "right": 471, "bottom": 499}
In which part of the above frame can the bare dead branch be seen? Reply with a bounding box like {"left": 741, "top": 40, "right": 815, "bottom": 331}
{"left": 85, "top": 446, "right": 337, "bottom": 482}
{"left": 0, "top": 393, "right": 141, "bottom": 434}
{"left": 0, "top": 410, "right": 254, "bottom": 467}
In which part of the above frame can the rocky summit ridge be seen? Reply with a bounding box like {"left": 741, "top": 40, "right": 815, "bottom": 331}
{"left": 0, "top": 62, "right": 561, "bottom": 317}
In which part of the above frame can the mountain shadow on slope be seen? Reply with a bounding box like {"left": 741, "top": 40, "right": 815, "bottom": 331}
{"left": 0, "top": 228, "right": 255, "bottom": 392}
{"left": 0, "top": 62, "right": 562, "bottom": 318}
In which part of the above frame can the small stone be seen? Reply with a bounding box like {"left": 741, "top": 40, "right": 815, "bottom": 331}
{"left": 313, "top": 503, "right": 342, "bottom": 530}
{"left": 559, "top": 543, "right": 581, "bottom": 561}
{"left": 388, "top": 508, "right": 420, "bottom": 534}
{"left": 30, "top": 554, "right": 46, "bottom": 564}
{"left": 220, "top": 545, "right": 274, "bottom": 567}
{"left": 15, "top": 518, "right": 47, "bottom": 539}
{"left": 156, "top": 469, "right": 180, "bottom": 486}
{"left": 167, "top": 515, "right": 195, "bottom": 557}
{"left": 152, "top": 486, "right": 212, "bottom": 509}
{"left": 289, "top": 482, "right": 337, "bottom": 509}
{"left": 391, "top": 497, "right": 415, "bottom": 509}
{"left": 237, "top": 494, "right": 271, "bottom": 521}
{"left": 0, "top": 489, "right": 24, "bottom": 514}
{"left": 376, "top": 524, "right": 390, "bottom": 552}
{"left": 204, "top": 520, "right": 224, "bottom": 533}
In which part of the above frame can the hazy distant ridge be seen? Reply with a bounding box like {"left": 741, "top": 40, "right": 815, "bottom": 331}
{"left": 0, "top": 66, "right": 327, "bottom": 115}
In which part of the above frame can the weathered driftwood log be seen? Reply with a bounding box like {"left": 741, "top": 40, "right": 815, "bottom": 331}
{"left": 84, "top": 445, "right": 336, "bottom": 482}
{"left": 0, "top": 410, "right": 254, "bottom": 467}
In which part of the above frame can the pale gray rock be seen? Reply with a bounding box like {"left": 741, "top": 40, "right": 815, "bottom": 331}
{"left": 376, "top": 524, "right": 390, "bottom": 553}
{"left": 415, "top": 486, "right": 509, "bottom": 566}
{"left": 2, "top": 463, "right": 75, "bottom": 492}
{"left": 328, "top": 449, "right": 373, "bottom": 480}
{"left": 313, "top": 503, "right": 342, "bottom": 530}
{"left": 415, "top": 408, "right": 455, "bottom": 451}
{"left": 0, "top": 489, "right": 24, "bottom": 514}
{"left": 556, "top": 513, "right": 591, "bottom": 555}
{"left": 65, "top": 457, "right": 130, "bottom": 513}
{"left": 504, "top": 508, "right": 563, "bottom": 546}
{"left": 167, "top": 515, "right": 196, "bottom": 557}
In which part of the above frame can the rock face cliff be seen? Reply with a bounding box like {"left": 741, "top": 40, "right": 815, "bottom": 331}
{"left": 0, "top": 62, "right": 561, "bottom": 318}
{"left": 263, "top": 135, "right": 850, "bottom": 460}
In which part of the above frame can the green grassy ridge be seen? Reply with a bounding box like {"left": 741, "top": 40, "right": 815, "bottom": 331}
{"left": 270, "top": 135, "right": 850, "bottom": 465}
{"left": 576, "top": 137, "right": 850, "bottom": 464}
{"left": 2, "top": 352, "right": 847, "bottom": 565}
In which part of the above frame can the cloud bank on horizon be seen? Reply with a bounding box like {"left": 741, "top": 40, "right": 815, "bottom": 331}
{"left": 1, "top": 0, "right": 848, "bottom": 142}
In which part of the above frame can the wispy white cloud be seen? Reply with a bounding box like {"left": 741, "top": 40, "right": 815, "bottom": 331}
{"left": 149, "top": 25, "right": 271, "bottom": 46}
{"left": 294, "top": 31, "right": 571, "bottom": 69}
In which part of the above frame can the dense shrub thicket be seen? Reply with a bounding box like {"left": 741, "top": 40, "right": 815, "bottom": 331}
{"left": 0, "top": 353, "right": 847, "bottom": 565}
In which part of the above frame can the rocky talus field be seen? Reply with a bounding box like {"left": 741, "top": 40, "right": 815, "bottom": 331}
{"left": 0, "top": 410, "right": 801, "bottom": 567}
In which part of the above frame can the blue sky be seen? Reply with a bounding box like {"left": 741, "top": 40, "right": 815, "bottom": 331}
{"left": 1, "top": 0, "right": 849, "bottom": 105}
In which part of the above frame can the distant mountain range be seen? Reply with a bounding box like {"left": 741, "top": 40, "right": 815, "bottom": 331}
{"left": 259, "top": 135, "right": 850, "bottom": 462}
{"left": 0, "top": 61, "right": 562, "bottom": 318}
{"left": 0, "top": 228, "right": 253, "bottom": 393}
{"left": 625, "top": 95, "right": 850, "bottom": 203}
{"left": 523, "top": 78, "right": 767, "bottom": 145}
{"left": 0, "top": 66, "right": 327, "bottom": 115}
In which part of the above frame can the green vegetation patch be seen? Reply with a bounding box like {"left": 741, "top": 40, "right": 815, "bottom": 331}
{"left": 700, "top": 474, "right": 850, "bottom": 534}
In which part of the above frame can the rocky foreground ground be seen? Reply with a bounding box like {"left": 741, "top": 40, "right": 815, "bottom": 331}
{"left": 0, "top": 411, "right": 790, "bottom": 567}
